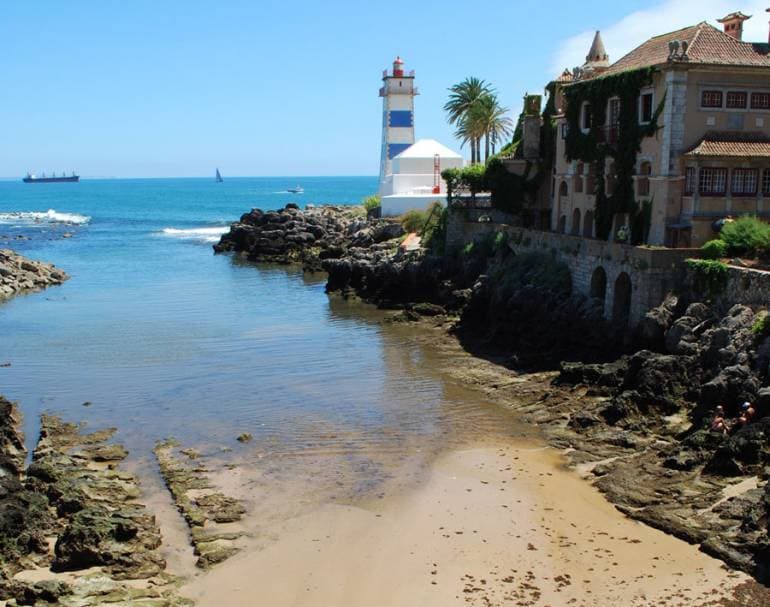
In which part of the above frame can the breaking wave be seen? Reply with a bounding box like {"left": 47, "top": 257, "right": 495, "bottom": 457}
{"left": 0, "top": 209, "right": 91, "bottom": 226}
{"left": 160, "top": 226, "right": 229, "bottom": 243}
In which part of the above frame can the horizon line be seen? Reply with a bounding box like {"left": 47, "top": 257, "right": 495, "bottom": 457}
{"left": 0, "top": 175, "right": 379, "bottom": 181}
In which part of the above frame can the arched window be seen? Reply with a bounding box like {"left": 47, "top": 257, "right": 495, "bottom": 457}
{"left": 613, "top": 272, "right": 632, "bottom": 325}
{"left": 583, "top": 210, "right": 594, "bottom": 238}
{"left": 590, "top": 266, "right": 607, "bottom": 314}
{"left": 559, "top": 181, "right": 569, "bottom": 197}
{"left": 571, "top": 208, "right": 581, "bottom": 235}
{"left": 637, "top": 161, "right": 652, "bottom": 197}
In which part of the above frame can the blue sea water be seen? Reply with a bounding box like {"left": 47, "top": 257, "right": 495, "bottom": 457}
{"left": 0, "top": 177, "right": 515, "bottom": 493}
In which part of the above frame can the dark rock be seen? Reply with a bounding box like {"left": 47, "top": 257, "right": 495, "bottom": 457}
{"left": 14, "top": 580, "right": 72, "bottom": 605}
{"left": 410, "top": 302, "right": 446, "bottom": 317}
{"left": 636, "top": 295, "right": 677, "bottom": 351}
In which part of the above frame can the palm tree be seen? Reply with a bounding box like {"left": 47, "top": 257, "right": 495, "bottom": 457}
{"left": 444, "top": 77, "right": 492, "bottom": 164}
{"left": 469, "top": 94, "right": 514, "bottom": 161}
{"left": 454, "top": 113, "right": 486, "bottom": 164}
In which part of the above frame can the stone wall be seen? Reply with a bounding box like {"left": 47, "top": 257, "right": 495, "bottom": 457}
{"left": 712, "top": 266, "right": 770, "bottom": 308}
{"left": 446, "top": 207, "right": 697, "bottom": 326}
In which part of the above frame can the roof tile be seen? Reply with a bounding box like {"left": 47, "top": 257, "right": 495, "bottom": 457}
{"left": 684, "top": 131, "right": 770, "bottom": 157}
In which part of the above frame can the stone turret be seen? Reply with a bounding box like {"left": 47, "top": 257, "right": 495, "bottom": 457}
{"left": 583, "top": 31, "right": 609, "bottom": 75}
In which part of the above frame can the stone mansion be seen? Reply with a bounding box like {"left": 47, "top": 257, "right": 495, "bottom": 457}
{"left": 549, "top": 10, "right": 770, "bottom": 248}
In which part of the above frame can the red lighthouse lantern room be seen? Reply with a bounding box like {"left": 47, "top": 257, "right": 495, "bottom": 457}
{"left": 393, "top": 56, "right": 404, "bottom": 78}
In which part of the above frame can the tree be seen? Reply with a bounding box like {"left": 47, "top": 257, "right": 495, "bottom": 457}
{"left": 444, "top": 77, "right": 492, "bottom": 164}
{"left": 466, "top": 94, "right": 513, "bottom": 162}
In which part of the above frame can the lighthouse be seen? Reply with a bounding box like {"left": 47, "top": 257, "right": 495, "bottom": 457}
{"left": 378, "top": 56, "right": 418, "bottom": 194}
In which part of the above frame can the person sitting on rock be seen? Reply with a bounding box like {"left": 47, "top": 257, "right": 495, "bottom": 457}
{"left": 738, "top": 402, "right": 756, "bottom": 427}
{"left": 710, "top": 406, "right": 729, "bottom": 434}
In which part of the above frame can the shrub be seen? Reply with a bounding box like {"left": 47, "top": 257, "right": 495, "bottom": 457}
{"left": 400, "top": 209, "right": 428, "bottom": 233}
{"left": 701, "top": 239, "right": 727, "bottom": 260}
{"left": 719, "top": 216, "right": 770, "bottom": 257}
{"left": 362, "top": 194, "right": 381, "bottom": 212}
{"left": 399, "top": 201, "right": 444, "bottom": 236}
{"left": 685, "top": 259, "right": 728, "bottom": 299}
{"left": 751, "top": 311, "right": 770, "bottom": 337}
{"left": 423, "top": 204, "right": 447, "bottom": 253}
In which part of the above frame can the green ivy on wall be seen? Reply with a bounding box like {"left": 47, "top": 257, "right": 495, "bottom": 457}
{"left": 563, "top": 68, "right": 664, "bottom": 241}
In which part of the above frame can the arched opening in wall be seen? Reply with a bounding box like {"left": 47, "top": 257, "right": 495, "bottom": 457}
{"left": 558, "top": 215, "right": 567, "bottom": 234}
{"left": 571, "top": 208, "right": 581, "bottom": 235}
{"left": 583, "top": 210, "right": 594, "bottom": 238}
{"left": 637, "top": 161, "right": 652, "bottom": 197}
{"left": 559, "top": 181, "right": 568, "bottom": 197}
{"left": 612, "top": 272, "right": 632, "bottom": 325}
{"left": 589, "top": 266, "right": 607, "bottom": 314}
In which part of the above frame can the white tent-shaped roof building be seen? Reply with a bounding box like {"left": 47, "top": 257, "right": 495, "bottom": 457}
{"left": 379, "top": 138, "right": 464, "bottom": 217}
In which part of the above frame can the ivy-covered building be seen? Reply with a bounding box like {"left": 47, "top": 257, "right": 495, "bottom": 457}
{"left": 550, "top": 11, "right": 770, "bottom": 248}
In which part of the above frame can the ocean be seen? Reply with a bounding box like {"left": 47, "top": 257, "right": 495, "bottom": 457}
{"left": 0, "top": 177, "right": 516, "bottom": 499}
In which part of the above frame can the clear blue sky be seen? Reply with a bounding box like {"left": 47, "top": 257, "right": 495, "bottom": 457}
{"left": 2, "top": 0, "right": 655, "bottom": 177}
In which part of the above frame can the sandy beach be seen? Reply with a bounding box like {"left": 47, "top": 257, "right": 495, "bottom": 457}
{"left": 181, "top": 441, "right": 754, "bottom": 606}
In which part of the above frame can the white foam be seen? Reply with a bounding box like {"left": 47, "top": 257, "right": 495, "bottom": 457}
{"left": 160, "top": 226, "right": 229, "bottom": 243}
{"left": 0, "top": 209, "right": 91, "bottom": 226}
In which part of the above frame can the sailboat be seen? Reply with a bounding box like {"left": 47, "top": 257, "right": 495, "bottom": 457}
{"left": 215, "top": 168, "right": 223, "bottom": 183}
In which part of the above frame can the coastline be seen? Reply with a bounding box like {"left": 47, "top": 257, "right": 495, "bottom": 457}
{"left": 0, "top": 201, "right": 768, "bottom": 604}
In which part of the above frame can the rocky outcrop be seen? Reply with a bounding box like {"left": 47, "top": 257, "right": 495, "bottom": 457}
{"left": 154, "top": 440, "right": 245, "bottom": 568}
{"left": 213, "top": 204, "right": 405, "bottom": 269}
{"left": 557, "top": 299, "right": 770, "bottom": 582}
{"left": 0, "top": 404, "right": 187, "bottom": 606}
{"left": 323, "top": 243, "right": 621, "bottom": 370}
{"left": 0, "top": 249, "right": 68, "bottom": 301}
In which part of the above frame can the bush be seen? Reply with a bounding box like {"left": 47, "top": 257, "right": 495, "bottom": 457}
{"left": 399, "top": 201, "right": 444, "bottom": 235}
{"left": 701, "top": 239, "right": 727, "bottom": 260}
{"left": 751, "top": 311, "right": 770, "bottom": 337}
{"left": 400, "top": 209, "right": 428, "bottom": 233}
{"left": 719, "top": 216, "right": 770, "bottom": 257}
{"left": 362, "top": 194, "right": 381, "bottom": 212}
{"left": 685, "top": 259, "right": 728, "bottom": 299}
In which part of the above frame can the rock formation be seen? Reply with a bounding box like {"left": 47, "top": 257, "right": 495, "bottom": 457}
{"left": 0, "top": 249, "right": 68, "bottom": 301}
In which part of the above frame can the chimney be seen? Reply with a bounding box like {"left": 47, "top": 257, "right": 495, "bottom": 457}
{"left": 717, "top": 11, "right": 751, "bottom": 41}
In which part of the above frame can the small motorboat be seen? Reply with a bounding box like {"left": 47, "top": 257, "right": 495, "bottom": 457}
{"left": 286, "top": 185, "right": 304, "bottom": 194}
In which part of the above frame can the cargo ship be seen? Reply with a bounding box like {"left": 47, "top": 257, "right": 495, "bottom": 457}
{"left": 23, "top": 172, "right": 79, "bottom": 183}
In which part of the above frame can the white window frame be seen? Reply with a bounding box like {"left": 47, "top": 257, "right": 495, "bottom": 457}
{"left": 606, "top": 97, "right": 621, "bottom": 126}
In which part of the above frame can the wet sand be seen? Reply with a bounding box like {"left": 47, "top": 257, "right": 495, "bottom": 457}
{"left": 181, "top": 441, "right": 753, "bottom": 606}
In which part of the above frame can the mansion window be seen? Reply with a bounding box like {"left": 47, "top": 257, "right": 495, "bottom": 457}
{"left": 640, "top": 92, "right": 654, "bottom": 123}
{"left": 701, "top": 90, "right": 723, "bottom": 108}
{"left": 726, "top": 91, "right": 748, "bottom": 109}
{"left": 607, "top": 98, "right": 620, "bottom": 125}
{"left": 731, "top": 169, "right": 758, "bottom": 196}
{"left": 581, "top": 102, "right": 592, "bottom": 131}
{"left": 684, "top": 167, "right": 696, "bottom": 195}
{"left": 763, "top": 170, "right": 770, "bottom": 195}
{"left": 699, "top": 168, "right": 727, "bottom": 195}
{"left": 752, "top": 92, "right": 770, "bottom": 110}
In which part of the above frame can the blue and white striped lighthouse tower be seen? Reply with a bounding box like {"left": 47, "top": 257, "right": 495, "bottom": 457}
{"left": 378, "top": 56, "right": 418, "bottom": 195}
